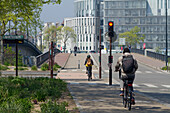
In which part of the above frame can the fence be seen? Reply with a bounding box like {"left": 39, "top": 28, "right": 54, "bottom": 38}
{"left": 36, "top": 48, "right": 61, "bottom": 67}
{"left": 131, "top": 48, "right": 145, "bottom": 55}
{"left": 131, "top": 48, "right": 170, "bottom": 62}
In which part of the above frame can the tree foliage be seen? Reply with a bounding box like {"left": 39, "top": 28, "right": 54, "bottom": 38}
{"left": 57, "top": 26, "right": 76, "bottom": 53}
{"left": 0, "top": 0, "right": 61, "bottom": 36}
{"left": 119, "top": 26, "right": 145, "bottom": 47}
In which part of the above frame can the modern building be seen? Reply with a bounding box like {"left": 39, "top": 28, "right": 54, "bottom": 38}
{"left": 65, "top": 0, "right": 170, "bottom": 53}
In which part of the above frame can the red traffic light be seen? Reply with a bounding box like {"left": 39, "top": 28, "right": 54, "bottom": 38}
{"left": 109, "top": 22, "right": 113, "bottom": 26}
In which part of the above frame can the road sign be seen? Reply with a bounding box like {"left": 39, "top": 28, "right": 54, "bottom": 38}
{"left": 105, "top": 31, "right": 117, "bottom": 42}
{"left": 3, "top": 35, "right": 24, "bottom": 44}
{"left": 3, "top": 35, "right": 24, "bottom": 40}
{"left": 119, "top": 38, "right": 126, "bottom": 45}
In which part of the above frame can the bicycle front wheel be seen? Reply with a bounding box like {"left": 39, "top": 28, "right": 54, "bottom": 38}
{"left": 128, "top": 92, "right": 132, "bottom": 111}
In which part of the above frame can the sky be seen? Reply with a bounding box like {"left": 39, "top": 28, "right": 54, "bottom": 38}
{"left": 40, "top": 0, "right": 75, "bottom": 24}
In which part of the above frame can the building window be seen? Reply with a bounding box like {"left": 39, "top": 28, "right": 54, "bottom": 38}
{"left": 86, "top": 46, "right": 88, "bottom": 50}
{"left": 86, "top": 35, "right": 88, "bottom": 42}
{"left": 161, "top": 0, "right": 163, "bottom": 9}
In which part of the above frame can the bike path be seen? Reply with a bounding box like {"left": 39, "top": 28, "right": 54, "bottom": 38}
{"left": 57, "top": 53, "right": 170, "bottom": 113}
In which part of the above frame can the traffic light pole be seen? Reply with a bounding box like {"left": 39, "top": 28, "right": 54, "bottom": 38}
{"left": 109, "top": 37, "right": 112, "bottom": 85}
{"left": 99, "top": 29, "right": 102, "bottom": 79}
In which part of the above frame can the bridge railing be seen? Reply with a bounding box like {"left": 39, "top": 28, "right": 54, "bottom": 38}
{"left": 131, "top": 48, "right": 170, "bottom": 62}
{"left": 131, "top": 48, "right": 145, "bottom": 55}
{"left": 36, "top": 48, "right": 61, "bottom": 67}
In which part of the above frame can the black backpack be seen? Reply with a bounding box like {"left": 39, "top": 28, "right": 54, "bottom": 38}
{"left": 122, "top": 55, "right": 134, "bottom": 73}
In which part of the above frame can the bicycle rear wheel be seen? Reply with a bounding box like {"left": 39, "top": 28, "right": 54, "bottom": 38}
{"left": 128, "top": 91, "right": 132, "bottom": 111}
{"left": 123, "top": 87, "right": 127, "bottom": 108}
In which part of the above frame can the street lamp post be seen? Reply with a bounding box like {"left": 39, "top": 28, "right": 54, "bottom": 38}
{"left": 165, "top": 0, "right": 168, "bottom": 71}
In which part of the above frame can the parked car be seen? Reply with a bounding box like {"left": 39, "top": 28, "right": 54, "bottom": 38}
{"left": 90, "top": 50, "right": 96, "bottom": 53}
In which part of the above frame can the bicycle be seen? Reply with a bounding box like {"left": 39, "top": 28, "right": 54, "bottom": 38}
{"left": 122, "top": 79, "right": 134, "bottom": 111}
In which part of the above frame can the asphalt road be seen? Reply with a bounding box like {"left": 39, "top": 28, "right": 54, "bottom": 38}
{"left": 91, "top": 53, "right": 170, "bottom": 107}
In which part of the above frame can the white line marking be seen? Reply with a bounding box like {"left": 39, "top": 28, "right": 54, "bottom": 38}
{"left": 155, "top": 71, "right": 162, "bottom": 73}
{"left": 145, "top": 71, "right": 152, "bottom": 73}
{"left": 136, "top": 71, "right": 142, "bottom": 73}
{"left": 104, "top": 70, "right": 109, "bottom": 73}
{"left": 133, "top": 84, "right": 140, "bottom": 87}
{"left": 72, "top": 70, "right": 77, "bottom": 71}
{"left": 143, "top": 83, "right": 158, "bottom": 88}
{"left": 92, "top": 70, "right": 98, "bottom": 72}
{"left": 162, "top": 85, "right": 170, "bottom": 88}
{"left": 82, "top": 70, "right": 86, "bottom": 71}
{"left": 61, "top": 70, "right": 67, "bottom": 71}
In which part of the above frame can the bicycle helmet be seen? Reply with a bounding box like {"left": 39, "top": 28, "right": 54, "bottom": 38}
{"left": 87, "top": 55, "right": 91, "bottom": 58}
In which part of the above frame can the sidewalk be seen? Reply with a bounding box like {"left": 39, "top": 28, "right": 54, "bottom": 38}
{"left": 132, "top": 53, "right": 165, "bottom": 70}
{"left": 56, "top": 53, "right": 170, "bottom": 113}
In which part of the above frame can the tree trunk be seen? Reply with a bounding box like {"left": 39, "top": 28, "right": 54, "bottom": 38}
{"left": 0, "top": 35, "right": 4, "bottom": 65}
{"left": 64, "top": 43, "right": 66, "bottom": 53}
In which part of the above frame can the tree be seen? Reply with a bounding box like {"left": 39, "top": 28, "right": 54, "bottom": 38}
{"left": 119, "top": 26, "right": 145, "bottom": 48}
{"left": 44, "top": 25, "right": 58, "bottom": 48}
{"left": 57, "top": 26, "right": 76, "bottom": 53}
{"left": 0, "top": 0, "right": 61, "bottom": 64}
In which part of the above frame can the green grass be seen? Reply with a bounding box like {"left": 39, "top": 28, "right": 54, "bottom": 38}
{"left": 0, "top": 77, "right": 68, "bottom": 112}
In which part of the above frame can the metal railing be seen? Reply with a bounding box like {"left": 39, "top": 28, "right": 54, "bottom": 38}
{"left": 36, "top": 48, "right": 61, "bottom": 67}
{"left": 131, "top": 48, "right": 170, "bottom": 61}
{"left": 147, "top": 51, "right": 170, "bottom": 61}
{"left": 131, "top": 48, "right": 145, "bottom": 55}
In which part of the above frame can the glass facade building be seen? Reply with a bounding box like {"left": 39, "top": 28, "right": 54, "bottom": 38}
{"left": 101, "top": 0, "right": 170, "bottom": 50}
{"left": 65, "top": 0, "right": 170, "bottom": 52}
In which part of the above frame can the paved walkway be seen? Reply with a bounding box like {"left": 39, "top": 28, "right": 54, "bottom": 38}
{"left": 56, "top": 53, "right": 170, "bottom": 113}
{"left": 132, "top": 53, "right": 165, "bottom": 70}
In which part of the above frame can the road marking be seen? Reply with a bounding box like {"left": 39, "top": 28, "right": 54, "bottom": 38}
{"left": 155, "top": 71, "right": 162, "bottom": 73}
{"left": 145, "top": 71, "right": 152, "bottom": 73}
{"left": 72, "top": 70, "right": 77, "bottom": 71}
{"left": 136, "top": 71, "right": 142, "bottom": 73}
{"left": 143, "top": 83, "right": 158, "bottom": 88}
{"left": 133, "top": 84, "right": 140, "bottom": 87}
{"left": 104, "top": 70, "right": 109, "bottom": 73}
{"left": 61, "top": 70, "right": 67, "bottom": 72}
{"left": 82, "top": 70, "right": 86, "bottom": 71}
{"left": 162, "top": 85, "right": 170, "bottom": 88}
{"left": 92, "top": 70, "right": 98, "bottom": 72}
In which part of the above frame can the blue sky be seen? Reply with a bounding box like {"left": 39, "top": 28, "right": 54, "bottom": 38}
{"left": 40, "top": 0, "right": 74, "bottom": 24}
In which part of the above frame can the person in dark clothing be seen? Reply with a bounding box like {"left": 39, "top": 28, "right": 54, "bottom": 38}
{"left": 84, "top": 55, "right": 94, "bottom": 81}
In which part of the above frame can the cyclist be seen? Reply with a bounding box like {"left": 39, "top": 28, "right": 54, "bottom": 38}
{"left": 115, "top": 48, "right": 138, "bottom": 104}
{"left": 84, "top": 55, "right": 94, "bottom": 81}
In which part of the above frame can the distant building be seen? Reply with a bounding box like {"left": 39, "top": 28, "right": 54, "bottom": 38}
{"left": 64, "top": 0, "right": 170, "bottom": 53}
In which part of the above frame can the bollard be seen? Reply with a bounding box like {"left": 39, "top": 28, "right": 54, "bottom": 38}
{"left": 78, "top": 60, "right": 80, "bottom": 69}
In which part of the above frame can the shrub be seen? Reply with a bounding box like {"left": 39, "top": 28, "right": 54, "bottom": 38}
{"left": 54, "top": 63, "right": 61, "bottom": 68}
{"left": 161, "top": 66, "right": 170, "bottom": 70}
{"left": 31, "top": 65, "right": 37, "bottom": 71}
{"left": 0, "top": 64, "right": 9, "bottom": 70}
{"left": 40, "top": 100, "right": 69, "bottom": 113}
{"left": 41, "top": 63, "right": 49, "bottom": 71}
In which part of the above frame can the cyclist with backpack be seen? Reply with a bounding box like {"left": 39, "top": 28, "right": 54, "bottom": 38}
{"left": 84, "top": 55, "right": 94, "bottom": 81}
{"left": 115, "top": 48, "right": 138, "bottom": 104}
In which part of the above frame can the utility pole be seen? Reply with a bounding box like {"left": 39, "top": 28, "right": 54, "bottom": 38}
{"left": 108, "top": 21, "right": 114, "bottom": 85}
{"left": 165, "top": 0, "right": 168, "bottom": 71}
{"left": 15, "top": 21, "right": 18, "bottom": 77}
{"left": 99, "top": 29, "right": 102, "bottom": 79}
{"left": 50, "top": 41, "right": 54, "bottom": 78}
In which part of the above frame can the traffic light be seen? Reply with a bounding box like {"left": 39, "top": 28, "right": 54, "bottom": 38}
{"left": 108, "top": 21, "right": 114, "bottom": 37}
